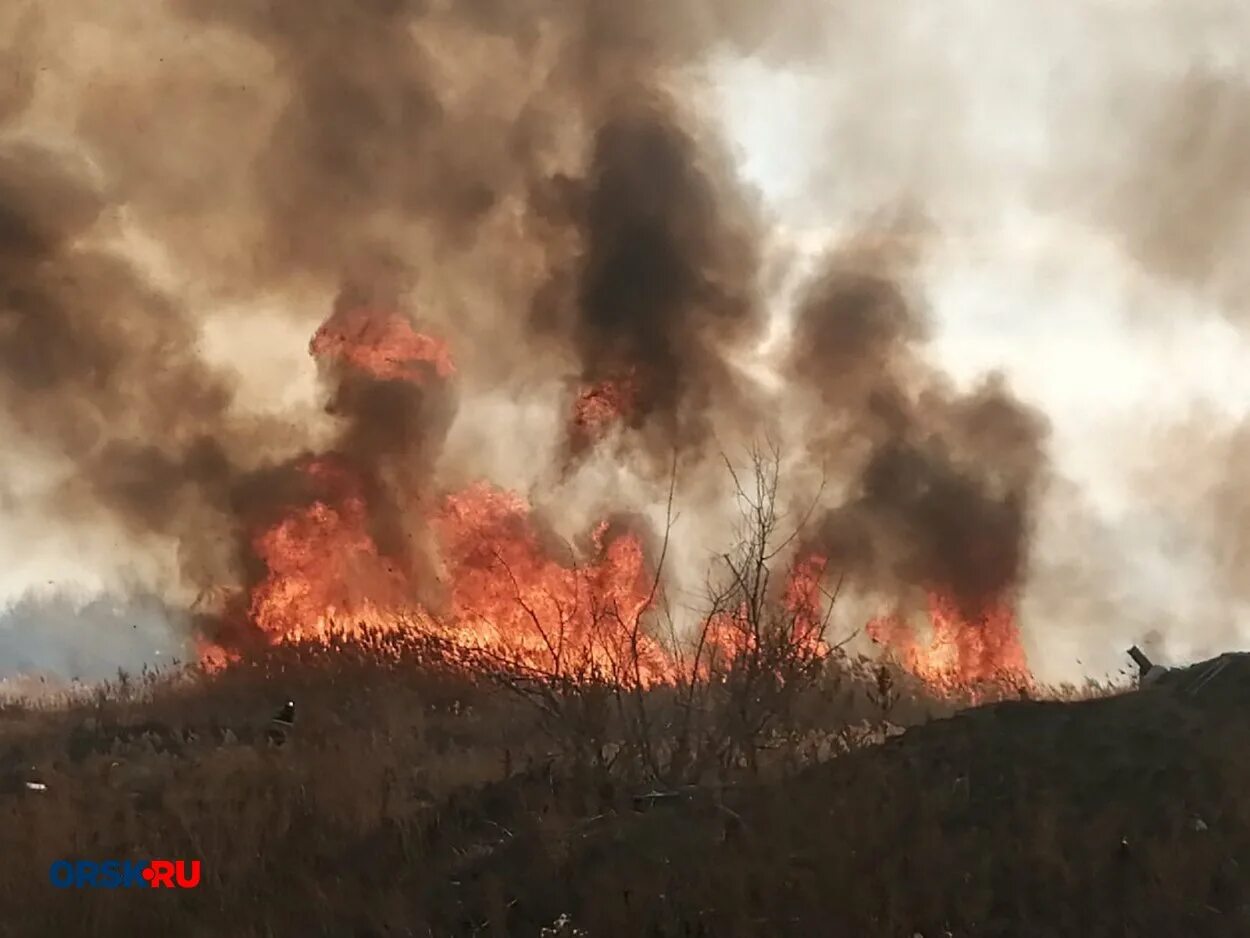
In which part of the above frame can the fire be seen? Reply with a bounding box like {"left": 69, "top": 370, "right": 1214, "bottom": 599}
{"left": 700, "top": 554, "right": 831, "bottom": 672}
{"left": 215, "top": 306, "right": 1026, "bottom": 703}
{"left": 242, "top": 471, "right": 677, "bottom": 684}
{"left": 571, "top": 372, "right": 640, "bottom": 445}
{"left": 196, "top": 639, "right": 238, "bottom": 674}
{"left": 867, "top": 590, "right": 1031, "bottom": 697}
{"left": 248, "top": 456, "right": 417, "bottom": 642}
{"left": 783, "top": 554, "right": 830, "bottom": 644}
{"left": 310, "top": 306, "right": 455, "bottom": 384}
{"left": 434, "top": 483, "right": 675, "bottom": 686}
{"left": 241, "top": 303, "right": 675, "bottom": 680}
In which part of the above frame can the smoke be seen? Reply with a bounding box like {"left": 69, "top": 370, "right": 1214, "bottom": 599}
{"left": 529, "top": 96, "right": 766, "bottom": 461}
{"left": 1097, "top": 74, "right": 1250, "bottom": 309}
{"left": 0, "top": 593, "right": 191, "bottom": 682}
{"left": 785, "top": 232, "right": 1049, "bottom": 619}
{"left": 4, "top": 0, "right": 1250, "bottom": 679}
{"left": 0, "top": 136, "right": 250, "bottom": 590}
{"left": 707, "top": 1, "right": 1250, "bottom": 680}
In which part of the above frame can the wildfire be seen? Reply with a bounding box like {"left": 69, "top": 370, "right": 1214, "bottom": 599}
{"left": 244, "top": 308, "right": 681, "bottom": 683}
{"left": 210, "top": 307, "right": 1028, "bottom": 703}
{"left": 247, "top": 456, "right": 418, "bottom": 642}
{"left": 434, "top": 483, "right": 675, "bottom": 686}
{"left": 310, "top": 306, "right": 455, "bottom": 384}
{"left": 867, "top": 590, "right": 1031, "bottom": 697}
{"left": 570, "top": 373, "right": 640, "bottom": 445}
{"left": 700, "top": 554, "right": 832, "bottom": 672}
{"left": 241, "top": 469, "right": 678, "bottom": 683}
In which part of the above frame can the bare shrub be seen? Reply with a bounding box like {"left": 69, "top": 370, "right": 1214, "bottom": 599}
{"left": 455, "top": 442, "right": 895, "bottom": 792}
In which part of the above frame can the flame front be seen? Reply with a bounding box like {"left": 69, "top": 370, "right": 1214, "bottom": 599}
{"left": 248, "top": 456, "right": 416, "bottom": 642}
{"left": 434, "top": 483, "right": 674, "bottom": 685}
{"left": 217, "top": 307, "right": 1033, "bottom": 699}
{"left": 867, "top": 591, "right": 1031, "bottom": 697}
{"left": 243, "top": 470, "right": 677, "bottom": 686}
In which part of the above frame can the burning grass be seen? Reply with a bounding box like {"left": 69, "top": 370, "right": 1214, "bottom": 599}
{"left": 195, "top": 305, "right": 1042, "bottom": 706}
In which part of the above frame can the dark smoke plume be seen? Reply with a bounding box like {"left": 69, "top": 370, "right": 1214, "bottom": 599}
{"left": 530, "top": 95, "right": 765, "bottom": 458}
{"left": 790, "top": 235, "right": 1050, "bottom": 615}
{"left": 0, "top": 2, "right": 773, "bottom": 578}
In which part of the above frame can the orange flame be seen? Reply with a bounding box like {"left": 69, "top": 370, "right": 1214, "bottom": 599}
{"left": 214, "top": 309, "right": 1028, "bottom": 702}
{"left": 196, "top": 639, "right": 239, "bottom": 673}
{"left": 227, "top": 312, "right": 690, "bottom": 680}
{"left": 247, "top": 457, "right": 416, "bottom": 642}
{"left": 241, "top": 473, "right": 679, "bottom": 685}
{"left": 433, "top": 483, "right": 674, "bottom": 685}
{"left": 310, "top": 306, "right": 455, "bottom": 384}
{"left": 867, "top": 590, "right": 1031, "bottom": 697}
{"left": 700, "top": 554, "right": 831, "bottom": 673}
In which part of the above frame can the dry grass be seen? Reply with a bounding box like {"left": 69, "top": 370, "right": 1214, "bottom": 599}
{"left": 0, "top": 630, "right": 959, "bottom": 937}
{"left": 5, "top": 625, "right": 1231, "bottom": 938}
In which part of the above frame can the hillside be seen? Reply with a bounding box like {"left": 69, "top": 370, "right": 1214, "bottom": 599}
{"left": 3, "top": 642, "right": 1245, "bottom": 937}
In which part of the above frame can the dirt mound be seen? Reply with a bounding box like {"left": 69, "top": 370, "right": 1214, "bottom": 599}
{"left": 473, "top": 680, "right": 1250, "bottom": 937}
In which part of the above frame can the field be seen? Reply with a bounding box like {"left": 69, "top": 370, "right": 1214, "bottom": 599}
{"left": 3, "top": 633, "right": 1243, "bottom": 938}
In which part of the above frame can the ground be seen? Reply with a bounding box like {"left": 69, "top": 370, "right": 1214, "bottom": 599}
{"left": 0, "top": 638, "right": 1244, "bottom": 938}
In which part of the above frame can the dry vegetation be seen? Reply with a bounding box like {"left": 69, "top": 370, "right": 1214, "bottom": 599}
{"left": 4, "top": 623, "right": 1245, "bottom": 937}
{"left": 0, "top": 631, "right": 947, "bottom": 938}
{"left": 0, "top": 625, "right": 1170, "bottom": 938}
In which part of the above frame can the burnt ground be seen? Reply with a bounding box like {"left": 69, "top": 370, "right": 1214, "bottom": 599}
{"left": 1, "top": 643, "right": 1248, "bottom": 937}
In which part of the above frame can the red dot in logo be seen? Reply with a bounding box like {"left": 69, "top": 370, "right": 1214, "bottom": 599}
{"left": 142, "top": 867, "right": 155, "bottom": 882}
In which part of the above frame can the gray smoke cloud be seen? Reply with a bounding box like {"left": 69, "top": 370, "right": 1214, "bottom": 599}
{"left": 0, "top": 0, "right": 1247, "bottom": 680}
